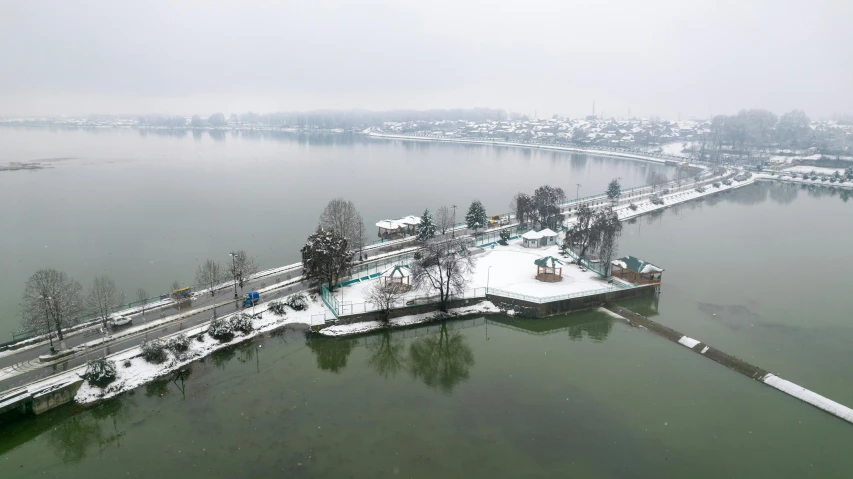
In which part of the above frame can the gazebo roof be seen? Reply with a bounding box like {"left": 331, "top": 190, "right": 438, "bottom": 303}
{"left": 381, "top": 265, "right": 411, "bottom": 278}
{"left": 612, "top": 255, "right": 663, "bottom": 274}
{"left": 534, "top": 256, "right": 564, "bottom": 267}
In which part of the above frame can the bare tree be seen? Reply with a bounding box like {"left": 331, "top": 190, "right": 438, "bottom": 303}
{"left": 196, "top": 260, "right": 225, "bottom": 317}
{"left": 228, "top": 250, "right": 259, "bottom": 297}
{"left": 367, "top": 281, "right": 405, "bottom": 322}
{"left": 318, "top": 198, "right": 366, "bottom": 256}
{"left": 21, "top": 269, "right": 84, "bottom": 347}
{"left": 136, "top": 288, "right": 149, "bottom": 313}
{"left": 170, "top": 280, "right": 180, "bottom": 292}
{"left": 411, "top": 238, "right": 475, "bottom": 312}
{"left": 646, "top": 171, "right": 668, "bottom": 192}
{"left": 435, "top": 206, "right": 453, "bottom": 235}
{"left": 87, "top": 276, "right": 126, "bottom": 329}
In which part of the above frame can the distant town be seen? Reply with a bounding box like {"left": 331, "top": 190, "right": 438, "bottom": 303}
{"left": 2, "top": 108, "right": 852, "bottom": 167}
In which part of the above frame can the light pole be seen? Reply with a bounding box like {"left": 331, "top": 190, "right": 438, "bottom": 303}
{"left": 486, "top": 266, "right": 492, "bottom": 296}
{"left": 575, "top": 183, "right": 581, "bottom": 202}
{"left": 451, "top": 204, "right": 457, "bottom": 238}
{"left": 40, "top": 295, "right": 54, "bottom": 352}
{"left": 229, "top": 252, "right": 238, "bottom": 301}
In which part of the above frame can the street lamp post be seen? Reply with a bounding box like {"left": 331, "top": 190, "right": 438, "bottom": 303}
{"left": 486, "top": 266, "right": 493, "bottom": 296}
{"left": 41, "top": 295, "right": 54, "bottom": 351}
{"left": 229, "top": 252, "right": 238, "bottom": 301}
{"left": 451, "top": 204, "right": 457, "bottom": 238}
{"left": 575, "top": 183, "right": 581, "bottom": 202}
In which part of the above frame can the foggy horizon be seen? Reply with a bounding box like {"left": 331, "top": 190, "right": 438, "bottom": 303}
{"left": 2, "top": 0, "right": 850, "bottom": 119}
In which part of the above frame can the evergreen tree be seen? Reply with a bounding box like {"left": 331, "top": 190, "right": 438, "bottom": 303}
{"left": 301, "top": 227, "right": 352, "bottom": 291}
{"left": 417, "top": 209, "right": 436, "bottom": 242}
{"left": 606, "top": 178, "right": 622, "bottom": 202}
{"left": 465, "top": 200, "right": 488, "bottom": 233}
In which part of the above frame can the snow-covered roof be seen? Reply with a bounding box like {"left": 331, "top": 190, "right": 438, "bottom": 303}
{"left": 521, "top": 228, "right": 558, "bottom": 240}
{"left": 612, "top": 255, "right": 663, "bottom": 274}
{"left": 376, "top": 215, "right": 421, "bottom": 230}
{"left": 381, "top": 265, "right": 411, "bottom": 278}
{"left": 534, "top": 256, "right": 564, "bottom": 267}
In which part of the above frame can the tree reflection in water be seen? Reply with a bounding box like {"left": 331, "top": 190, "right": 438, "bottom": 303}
{"left": 367, "top": 330, "right": 405, "bottom": 378}
{"left": 46, "top": 398, "right": 130, "bottom": 464}
{"left": 567, "top": 320, "right": 612, "bottom": 342}
{"left": 407, "top": 322, "right": 474, "bottom": 393}
{"left": 305, "top": 335, "right": 354, "bottom": 373}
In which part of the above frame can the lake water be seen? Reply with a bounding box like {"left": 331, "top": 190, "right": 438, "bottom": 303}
{"left": 2, "top": 180, "right": 852, "bottom": 477}
{"left": 0, "top": 128, "right": 668, "bottom": 338}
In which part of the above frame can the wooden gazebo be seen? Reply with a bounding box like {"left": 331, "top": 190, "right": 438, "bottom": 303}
{"left": 611, "top": 256, "right": 663, "bottom": 285}
{"left": 534, "top": 256, "right": 564, "bottom": 282}
{"left": 381, "top": 265, "right": 412, "bottom": 291}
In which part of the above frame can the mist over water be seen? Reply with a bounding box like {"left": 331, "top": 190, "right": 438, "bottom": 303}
{"left": 0, "top": 128, "right": 667, "bottom": 337}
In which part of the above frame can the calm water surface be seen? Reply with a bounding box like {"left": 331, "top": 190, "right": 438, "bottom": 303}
{"left": 1, "top": 181, "right": 852, "bottom": 478}
{"left": 0, "top": 128, "right": 667, "bottom": 337}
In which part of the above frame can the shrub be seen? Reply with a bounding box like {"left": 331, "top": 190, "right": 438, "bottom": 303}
{"left": 267, "top": 300, "right": 287, "bottom": 316}
{"left": 629, "top": 203, "right": 638, "bottom": 211}
{"left": 661, "top": 188, "right": 670, "bottom": 195}
{"left": 286, "top": 293, "right": 309, "bottom": 311}
{"left": 229, "top": 313, "right": 254, "bottom": 334}
{"left": 123, "top": 359, "right": 132, "bottom": 368}
{"left": 208, "top": 316, "right": 234, "bottom": 341}
{"left": 141, "top": 339, "right": 168, "bottom": 363}
{"left": 712, "top": 182, "right": 721, "bottom": 188}
{"left": 499, "top": 229, "right": 511, "bottom": 242}
{"left": 650, "top": 194, "right": 664, "bottom": 205}
{"left": 166, "top": 333, "right": 190, "bottom": 353}
{"left": 82, "top": 357, "right": 117, "bottom": 387}
{"left": 723, "top": 179, "right": 733, "bottom": 186}
{"left": 695, "top": 186, "right": 706, "bottom": 193}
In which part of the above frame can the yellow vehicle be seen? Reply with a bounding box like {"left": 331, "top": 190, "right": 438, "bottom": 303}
{"left": 171, "top": 287, "right": 192, "bottom": 300}
{"left": 682, "top": 162, "right": 690, "bottom": 168}
{"left": 488, "top": 214, "right": 509, "bottom": 226}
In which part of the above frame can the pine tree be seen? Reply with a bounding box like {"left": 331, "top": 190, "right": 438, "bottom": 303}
{"left": 465, "top": 200, "right": 488, "bottom": 233}
{"left": 417, "top": 209, "right": 436, "bottom": 242}
{"left": 606, "top": 178, "right": 621, "bottom": 202}
{"left": 301, "top": 227, "right": 352, "bottom": 291}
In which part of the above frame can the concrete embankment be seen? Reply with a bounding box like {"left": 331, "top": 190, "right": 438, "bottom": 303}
{"left": 604, "top": 303, "right": 853, "bottom": 426}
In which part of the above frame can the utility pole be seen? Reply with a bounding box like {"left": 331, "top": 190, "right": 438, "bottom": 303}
{"left": 229, "top": 252, "right": 238, "bottom": 301}
{"left": 451, "top": 204, "right": 457, "bottom": 238}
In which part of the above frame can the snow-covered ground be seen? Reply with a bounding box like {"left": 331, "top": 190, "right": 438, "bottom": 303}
{"left": 4, "top": 290, "right": 328, "bottom": 405}
{"left": 659, "top": 141, "right": 691, "bottom": 157}
{"left": 781, "top": 165, "right": 846, "bottom": 176}
{"left": 320, "top": 301, "right": 500, "bottom": 337}
{"left": 756, "top": 172, "right": 853, "bottom": 190}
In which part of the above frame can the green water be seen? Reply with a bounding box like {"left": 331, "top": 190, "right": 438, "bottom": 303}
{"left": 2, "top": 181, "right": 852, "bottom": 478}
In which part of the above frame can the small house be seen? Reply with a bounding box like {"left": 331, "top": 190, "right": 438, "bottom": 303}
{"left": 376, "top": 215, "right": 421, "bottom": 240}
{"left": 381, "top": 265, "right": 412, "bottom": 291}
{"left": 534, "top": 256, "right": 563, "bottom": 282}
{"left": 610, "top": 256, "right": 663, "bottom": 285}
{"left": 521, "top": 228, "right": 558, "bottom": 248}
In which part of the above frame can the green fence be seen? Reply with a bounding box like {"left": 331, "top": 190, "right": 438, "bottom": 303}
{"left": 320, "top": 285, "right": 340, "bottom": 319}
{"left": 561, "top": 247, "right": 609, "bottom": 277}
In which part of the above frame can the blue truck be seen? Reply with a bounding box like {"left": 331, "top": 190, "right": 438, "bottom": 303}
{"left": 243, "top": 291, "right": 260, "bottom": 308}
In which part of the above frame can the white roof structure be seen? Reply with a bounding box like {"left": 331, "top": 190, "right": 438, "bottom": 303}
{"left": 376, "top": 215, "right": 421, "bottom": 230}
{"left": 381, "top": 265, "right": 411, "bottom": 278}
{"left": 521, "top": 228, "right": 558, "bottom": 240}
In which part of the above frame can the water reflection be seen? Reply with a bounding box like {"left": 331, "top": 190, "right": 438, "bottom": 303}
{"left": 489, "top": 314, "right": 616, "bottom": 343}
{"left": 367, "top": 330, "right": 405, "bottom": 378}
{"left": 305, "top": 336, "right": 354, "bottom": 373}
{"left": 407, "top": 322, "right": 475, "bottom": 393}
{"left": 46, "top": 399, "right": 130, "bottom": 464}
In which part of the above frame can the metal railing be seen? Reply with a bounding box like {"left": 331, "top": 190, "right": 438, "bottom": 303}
{"left": 486, "top": 284, "right": 631, "bottom": 304}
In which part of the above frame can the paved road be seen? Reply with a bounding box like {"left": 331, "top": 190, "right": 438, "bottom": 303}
{"left": 0, "top": 278, "right": 312, "bottom": 392}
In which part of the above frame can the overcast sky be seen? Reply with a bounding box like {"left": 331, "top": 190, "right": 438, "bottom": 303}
{"left": 1, "top": 0, "right": 850, "bottom": 119}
